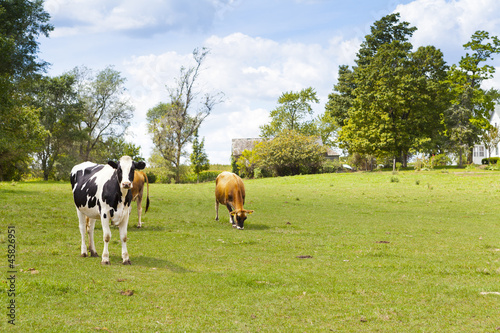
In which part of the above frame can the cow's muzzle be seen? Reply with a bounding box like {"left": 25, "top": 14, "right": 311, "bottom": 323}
{"left": 122, "top": 181, "right": 132, "bottom": 189}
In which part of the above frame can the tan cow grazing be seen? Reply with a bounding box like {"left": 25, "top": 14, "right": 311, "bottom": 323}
{"left": 131, "top": 170, "right": 149, "bottom": 228}
{"left": 215, "top": 171, "right": 254, "bottom": 229}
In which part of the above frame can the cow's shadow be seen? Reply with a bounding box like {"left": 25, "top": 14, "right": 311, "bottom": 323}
{"left": 245, "top": 223, "right": 270, "bottom": 230}
{"left": 109, "top": 255, "right": 192, "bottom": 273}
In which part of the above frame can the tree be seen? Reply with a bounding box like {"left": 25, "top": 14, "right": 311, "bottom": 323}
{"left": 255, "top": 130, "right": 326, "bottom": 176}
{"left": 481, "top": 124, "right": 500, "bottom": 162}
{"left": 92, "top": 137, "right": 143, "bottom": 164}
{"left": 31, "top": 74, "right": 83, "bottom": 180}
{"left": 446, "top": 31, "right": 500, "bottom": 165}
{"left": 190, "top": 130, "right": 209, "bottom": 182}
{"left": 0, "top": 0, "right": 53, "bottom": 180}
{"left": 260, "top": 87, "right": 320, "bottom": 138}
{"left": 236, "top": 149, "right": 260, "bottom": 178}
{"left": 327, "top": 13, "right": 449, "bottom": 167}
{"left": 70, "top": 66, "right": 134, "bottom": 161}
{"left": 147, "top": 48, "right": 223, "bottom": 183}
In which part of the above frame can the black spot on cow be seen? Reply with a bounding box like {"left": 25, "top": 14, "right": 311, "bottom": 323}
{"left": 102, "top": 174, "right": 123, "bottom": 210}
{"left": 71, "top": 165, "right": 103, "bottom": 209}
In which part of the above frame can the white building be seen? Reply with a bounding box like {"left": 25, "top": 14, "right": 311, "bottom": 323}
{"left": 472, "top": 105, "right": 500, "bottom": 165}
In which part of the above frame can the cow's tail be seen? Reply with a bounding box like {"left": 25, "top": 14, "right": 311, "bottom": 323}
{"left": 144, "top": 172, "right": 150, "bottom": 213}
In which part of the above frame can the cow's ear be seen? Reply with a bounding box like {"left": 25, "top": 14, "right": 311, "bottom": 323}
{"left": 108, "top": 161, "right": 118, "bottom": 169}
{"left": 134, "top": 161, "right": 146, "bottom": 170}
{"left": 246, "top": 210, "right": 254, "bottom": 215}
{"left": 230, "top": 210, "right": 236, "bottom": 216}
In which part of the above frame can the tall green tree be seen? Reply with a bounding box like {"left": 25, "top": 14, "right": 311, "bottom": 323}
{"left": 190, "top": 130, "right": 209, "bottom": 183}
{"left": 260, "top": 87, "right": 320, "bottom": 138}
{"left": 147, "top": 48, "right": 223, "bottom": 183}
{"left": 0, "top": 0, "right": 52, "bottom": 180}
{"left": 70, "top": 66, "right": 134, "bottom": 161}
{"left": 327, "top": 13, "right": 449, "bottom": 166}
{"left": 31, "top": 74, "right": 83, "bottom": 180}
{"left": 446, "top": 30, "right": 500, "bottom": 165}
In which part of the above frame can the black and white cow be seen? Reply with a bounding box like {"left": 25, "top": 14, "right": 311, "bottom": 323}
{"left": 70, "top": 156, "right": 145, "bottom": 265}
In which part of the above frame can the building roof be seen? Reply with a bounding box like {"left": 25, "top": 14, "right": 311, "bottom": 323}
{"left": 231, "top": 138, "right": 263, "bottom": 156}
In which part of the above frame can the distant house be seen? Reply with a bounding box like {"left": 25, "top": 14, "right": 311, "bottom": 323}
{"left": 231, "top": 137, "right": 340, "bottom": 161}
{"left": 231, "top": 138, "right": 263, "bottom": 160}
{"left": 472, "top": 105, "right": 500, "bottom": 164}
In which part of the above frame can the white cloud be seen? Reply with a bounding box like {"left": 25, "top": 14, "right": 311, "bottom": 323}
{"left": 397, "top": 0, "right": 500, "bottom": 54}
{"left": 122, "top": 32, "right": 356, "bottom": 163}
{"left": 44, "top": 0, "right": 238, "bottom": 37}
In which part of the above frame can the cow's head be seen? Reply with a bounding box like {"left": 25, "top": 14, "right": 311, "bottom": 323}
{"left": 108, "top": 156, "right": 146, "bottom": 190}
{"left": 230, "top": 209, "right": 254, "bottom": 230}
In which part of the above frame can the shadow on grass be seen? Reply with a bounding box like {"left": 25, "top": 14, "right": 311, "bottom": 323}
{"left": 122, "top": 255, "right": 193, "bottom": 273}
{"left": 126, "top": 225, "right": 167, "bottom": 232}
{"left": 246, "top": 223, "right": 270, "bottom": 230}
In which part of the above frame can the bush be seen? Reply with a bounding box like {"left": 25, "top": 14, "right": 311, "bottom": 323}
{"left": 182, "top": 170, "right": 220, "bottom": 183}
{"left": 255, "top": 130, "right": 326, "bottom": 177}
{"left": 146, "top": 171, "right": 157, "bottom": 184}
{"left": 481, "top": 157, "right": 500, "bottom": 165}
{"left": 321, "top": 160, "right": 341, "bottom": 173}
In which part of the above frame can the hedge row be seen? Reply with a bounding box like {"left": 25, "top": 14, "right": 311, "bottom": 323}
{"left": 481, "top": 157, "right": 500, "bottom": 165}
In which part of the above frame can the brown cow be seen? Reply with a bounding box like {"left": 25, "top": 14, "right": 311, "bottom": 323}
{"left": 215, "top": 171, "right": 254, "bottom": 229}
{"left": 131, "top": 170, "right": 149, "bottom": 228}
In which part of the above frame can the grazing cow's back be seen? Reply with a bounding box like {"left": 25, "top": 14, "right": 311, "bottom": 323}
{"left": 71, "top": 156, "right": 145, "bottom": 265}
{"left": 131, "top": 170, "right": 149, "bottom": 228}
{"left": 215, "top": 171, "right": 253, "bottom": 229}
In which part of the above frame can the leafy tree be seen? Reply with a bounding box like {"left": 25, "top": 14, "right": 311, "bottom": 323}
{"left": 147, "top": 48, "right": 223, "bottom": 183}
{"left": 70, "top": 66, "right": 134, "bottom": 161}
{"left": 327, "top": 13, "right": 449, "bottom": 167}
{"left": 31, "top": 74, "right": 83, "bottom": 180}
{"left": 255, "top": 130, "right": 326, "bottom": 176}
{"left": 260, "top": 87, "right": 320, "bottom": 138}
{"left": 92, "top": 137, "right": 143, "bottom": 164}
{"left": 190, "top": 130, "right": 209, "bottom": 182}
{"left": 481, "top": 124, "right": 500, "bottom": 161}
{"left": 324, "top": 65, "right": 355, "bottom": 133}
{"left": 446, "top": 30, "right": 500, "bottom": 165}
{"left": 236, "top": 149, "right": 260, "bottom": 178}
{"left": 0, "top": 0, "right": 52, "bottom": 180}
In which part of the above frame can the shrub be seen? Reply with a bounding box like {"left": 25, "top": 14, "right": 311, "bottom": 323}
{"left": 146, "top": 171, "right": 157, "bottom": 184}
{"left": 321, "top": 160, "right": 341, "bottom": 173}
{"left": 482, "top": 157, "right": 500, "bottom": 165}
{"left": 254, "top": 130, "right": 326, "bottom": 177}
{"left": 237, "top": 149, "right": 260, "bottom": 178}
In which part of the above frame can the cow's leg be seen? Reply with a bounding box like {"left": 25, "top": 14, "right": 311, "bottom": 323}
{"left": 77, "top": 209, "right": 88, "bottom": 257}
{"left": 215, "top": 200, "right": 219, "bottom": 221}
{"left": 136, "top": 195, "right": 143, "bottom": 228}
{"left": 101, "top": 217, "right": 111, "bottom": 265}
{"left": 119, "top": 218, "right": 131, "bottom": 265}
{"left": 226, "top": 204, "right": 236, "bottom": 227}
{"left": 87, "top": 218, "right": 98, "bottom": 257}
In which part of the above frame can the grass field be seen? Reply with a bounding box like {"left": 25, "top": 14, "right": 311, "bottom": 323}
{"left": 1, "top": 170, "right": 500, "bottom": 332}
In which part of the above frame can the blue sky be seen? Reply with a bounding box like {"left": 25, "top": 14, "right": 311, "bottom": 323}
{"left": 38, "top": 0, "right": 500, "bottom": 164}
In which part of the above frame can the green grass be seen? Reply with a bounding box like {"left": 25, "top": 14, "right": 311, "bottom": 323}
{"left": 1, "top": 171, "right": 500, "bottom": 332}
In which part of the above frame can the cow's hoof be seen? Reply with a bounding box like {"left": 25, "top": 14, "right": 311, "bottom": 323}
{"left": 237, "top": 226, "right": 244, "bottom": 230}
{"left": 101, "top": 260, "right": 111, "bottom": 265}
{"left": 136, "top": 225, "right": 142, "bottom": 228}
{"left": 81, "top": 253, "right": 87, "bottom": 258}
{"left": 122, "top": 260, "right": 131, "bottom": 265}
{"left": 90, "top": 251, "right": 99, "bottom": 257}
{"left": 232, "top": 224, "right": 237, "bottom": 228}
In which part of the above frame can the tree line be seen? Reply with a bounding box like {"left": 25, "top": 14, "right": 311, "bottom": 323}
{"left": 2, "top": 1, "right": 499, "bottom": 181}
{"left": 0, "top": 1, "right": 217, "bottom": 182}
